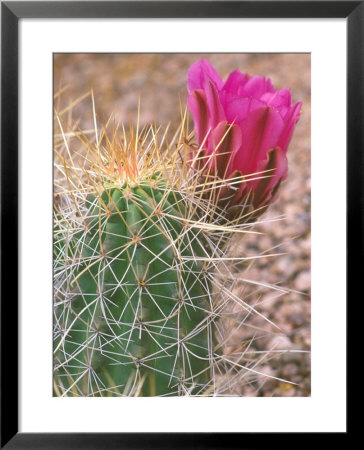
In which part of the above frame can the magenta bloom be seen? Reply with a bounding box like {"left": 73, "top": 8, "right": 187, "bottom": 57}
{"left": 187, "top": 59, "right": 302, "bottom": 209}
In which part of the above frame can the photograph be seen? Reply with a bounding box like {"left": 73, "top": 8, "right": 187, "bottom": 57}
{"left": 53, "top": 53, "right": 311, "bottom": 398}
{"left": 1, "top": 0, "right": 356, "bottom": 445}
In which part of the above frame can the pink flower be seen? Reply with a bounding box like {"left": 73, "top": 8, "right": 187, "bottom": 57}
{"left": 187, "top": 59, "right": 302, "bottom": 211}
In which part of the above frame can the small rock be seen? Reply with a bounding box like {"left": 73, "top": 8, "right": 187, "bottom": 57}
{"left": 294, "top": 271, "right": 311, "bottom": 292}
{"left": 282, "top": 363, "right": 299, "bottom": 378}
{"left": 257, "top": 365, "right": 278, "bottom": 391}
{"left": 275, "top": 256, "right": 294, "bottom": 277}
{"left": 289, "top": 312, "right": 305, "bottom": 328}
{"left": 269, "top": 334, "right": 293, "bottom": 350}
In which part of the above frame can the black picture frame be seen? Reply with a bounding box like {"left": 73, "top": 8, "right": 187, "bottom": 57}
{"left": 1, "top": 1, "right": 357, "bottom": 448}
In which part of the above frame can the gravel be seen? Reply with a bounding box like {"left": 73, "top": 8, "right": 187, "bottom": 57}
{"left": 54, "top": 53, "right": 311, "bottom": 396}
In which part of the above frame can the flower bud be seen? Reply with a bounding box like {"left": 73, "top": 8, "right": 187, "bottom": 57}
{"left": 187, "top": 59, "right": 302, "bottom": 217}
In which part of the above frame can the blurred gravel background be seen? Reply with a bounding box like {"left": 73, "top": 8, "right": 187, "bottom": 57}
{"left": 54, "top": 53, "right": 311, "bottom": 396}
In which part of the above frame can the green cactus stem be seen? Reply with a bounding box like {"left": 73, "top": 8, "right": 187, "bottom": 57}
{"left": 54, "top": 179, "right": 217, "bottom": 396}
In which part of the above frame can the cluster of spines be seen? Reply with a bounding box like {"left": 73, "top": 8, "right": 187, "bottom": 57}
{"left": 54, "top": 178, "right": 228, "bottom": 396}
{"left": 54, "top": 93, "right": 299, "bottom": 397}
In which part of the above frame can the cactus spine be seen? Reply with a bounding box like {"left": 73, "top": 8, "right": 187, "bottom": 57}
{"left": 54, "top": 178, "right": 218, "bottom": 396}
{"left": 54, "top": 96, "right": 295, "bottom": 397}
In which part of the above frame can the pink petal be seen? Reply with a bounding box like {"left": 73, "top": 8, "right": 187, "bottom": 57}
{"left": 204, "top": 80, "right": 226, "bottom": 128}
{"left": 278, "top": 101, "right": 302, "bottom": 152}
{"left": 261, "top": 88, "right": 292, "bottom": 107}
{"left": 188, "top": 59, "right": 223, "bottom": 92}
{"left": 233, "top": 106, "right": 285, "bottom": 175}
{"left": 260, "top": 88, "right": 292, "bottom": 118}
{"left": 208, "top": 122, "right": 243, "bottom": 178}
{"left": 239, "top": 76, "right": 275, "bottom": 98}
{"left": 224, "top": 97, "right": 265, "bottom": 125}
{"left": 251, "top": 147, "right": 288, "bottom": 207}
{"left": 187, "top": 90, "right": 209, "bottom": 145}
{"left": 222, "top": 70, "right": 249, "bottom": 95}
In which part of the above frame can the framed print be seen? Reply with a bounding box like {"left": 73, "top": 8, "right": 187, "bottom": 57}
{"left": 1, "top": 1, "right": 359, "bottom": 448}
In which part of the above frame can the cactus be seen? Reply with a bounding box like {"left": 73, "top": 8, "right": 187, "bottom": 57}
{"left": 53, "top": 105, "right": 234, "bottom": 397}
{"left": 54, "top": 177, "right": 220, "bottom": 396}
{"left": 54, "top": 90, "right": 303, "bottom": 397}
